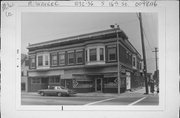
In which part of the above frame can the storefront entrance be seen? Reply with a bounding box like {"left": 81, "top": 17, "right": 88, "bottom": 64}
{"left": 95, "top": 78, "right": 102, "bottom": 92}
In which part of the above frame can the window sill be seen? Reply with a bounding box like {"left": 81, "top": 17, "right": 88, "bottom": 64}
{"left": 107, "top": 60, "right": 117, "bottom": 63}
{"left": 86, "top": 61, "right": 105, "bottom": 65}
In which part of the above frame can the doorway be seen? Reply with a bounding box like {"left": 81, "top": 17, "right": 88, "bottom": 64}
{"left": 96, "top": 78, "right": 102, "bottom": 92}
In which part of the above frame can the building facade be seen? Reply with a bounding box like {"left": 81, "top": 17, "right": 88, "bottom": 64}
{"left": 27, "top": 28, "right": 143, "bottom": 93}
{"left": 21, "top": 54, "right": 29, "bottom": 92}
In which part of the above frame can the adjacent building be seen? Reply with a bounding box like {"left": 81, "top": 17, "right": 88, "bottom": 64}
{"left": 21, "top": 54, "right": 29, "bottom": 92}
{"left": 27, "top": 28, "right": 143, "bottom": 93}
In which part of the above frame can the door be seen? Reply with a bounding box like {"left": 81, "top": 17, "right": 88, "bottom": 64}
{"left": 96, "top": 78, "right": 102, "bottom": 92}
{"left": 126, "top": 72, "right": 131, "bottom": 90}
{"left": 66, "top": 79, "right": 72, "bottom": 89}
{"left": 41, "top": 77, "right": 49, "bottom": 89}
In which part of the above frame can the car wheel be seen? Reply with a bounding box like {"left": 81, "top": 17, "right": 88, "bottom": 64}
{"left": 57, "top": 92, "right": 62, "bottom": 97}
{"left": 40, "top": 92, "right": 45, "bottom": 96}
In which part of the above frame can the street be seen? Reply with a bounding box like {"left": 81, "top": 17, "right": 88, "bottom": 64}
{"left": 21, "top": 88, "right": 159, "bottom": 106}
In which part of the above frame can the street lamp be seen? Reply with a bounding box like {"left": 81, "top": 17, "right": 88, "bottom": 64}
{"left": 110, "top": 24, "right": 121, "bottom": 95}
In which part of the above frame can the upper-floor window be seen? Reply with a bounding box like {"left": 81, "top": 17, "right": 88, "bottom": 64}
{"left": 133, "top": 56, "right": 136, "bottom": 67}
{"left": 38, "top": 55, "right": 43, "bottom": 66}
{"left": 36, "top": 53, "right": 50, "bottom": 68}
{"left": 45, "top": 55, "right": 49, "bottom": 66}
{"left": 89, "top": 48, "right": 97, "bottom": 61}
{"left": 68, "top": 51, "right": 74, "bottom": 65}
{"left": 59, "top": 52, "right": 65, "bottom": 65}
{"left": 29, "top": 56, "right": 35, "bottom": 68}
{"left": 139, "top": 62, "right": 142, "bottom": 70}
{"left": 107, "top": 45, "right": 116, "bottom": 61}
{"left": 100, "top": 48, "right": 104, "bottom": 61}
{"left": 85, "top": 50, "right": 87, "bottom": 62}
{"left": 76, "top": 50, "right": 83, "bottom": 64}
{"left": 129, "top": 53, "right": 131, "bottom": 62}
{"left": 51, "top": 53, "right": 58, "bottom": 66}
{"left": 21, "top": 71, "right": 24, "bottom": 76}
{"left": 25, "top": 60, "right": 29, "bottom": 66}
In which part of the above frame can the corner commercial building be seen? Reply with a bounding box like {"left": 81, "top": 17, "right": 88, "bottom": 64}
{"left": 27, "top": 28, "right": 143, "bottom": 93}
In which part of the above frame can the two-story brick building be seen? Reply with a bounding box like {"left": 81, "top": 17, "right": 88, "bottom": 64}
{"left": 27, "top": 28, "right": 143, "bottom": 93}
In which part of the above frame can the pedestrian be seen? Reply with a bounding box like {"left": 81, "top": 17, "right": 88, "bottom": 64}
{"left": 157, "top": 86, "right": 159, "bottom": 94}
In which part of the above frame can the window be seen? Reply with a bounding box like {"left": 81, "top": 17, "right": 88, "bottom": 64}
{"left": 68, "top": 52, "right": 74, "bottom": 65}
{"left": 21, "top": 71, "right": 24, "bottom": 76}
{"left": 59, "top": 53, "right": 65, "bottom": 65}
{"left": 25, "top": 60, "right": 29, "bottom": 66}
{"left": 100, "top": 48, "right": 104, "bottom": 61}
{"left": 104, "top": 77, "right": 117, "bottom": 88}
{"left": 41, "top": 77, "right": 48, "bottom": 83}
{"left": 89, "top": 48, "right": 97, "bottom": 61}
{"left": 129, "top": 53, "right": 131, "bottom": 61}
{"left": 85, "top": 50, "right": 87, "bottom": 62}
{"left": 107, "top": 46, "right": 116, "bottom": 61}
{"left": 133, "top": 57, "right": 136, "bottom": 67}
{"left": 30, "top": 56, "right": 35, "bottom": 68}
{"left": 126, "top": 51, "right": 128, "bottom": 59}
{"left": 38, "top": 56, "right": 43, "bottom": 66}
{"left": 31, "top": 78, "right": 41, "bottom": 84}
{"left": 49, "top": 76, "right": 60, "bottom": 83}
{"left": 51, "top": 53, "right": 58, "bottom": 66}
{"left": 75, "top": 80, "right": 93, "bottom": 88}
{"left": 45, "top": 55, "right": 49, "bottom": 65}
{"left": 140, "top": 62, "right": 142, "bottom": 70}
{"left": 76, "top": 51, "right": 83, "bottom": 64}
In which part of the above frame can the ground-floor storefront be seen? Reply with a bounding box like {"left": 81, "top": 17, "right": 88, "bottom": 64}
{"left": 27, "top": 66, "right": 143, "bottom": 93}
{"left": 21, "top": 77, "right": 28, "bottom": 92}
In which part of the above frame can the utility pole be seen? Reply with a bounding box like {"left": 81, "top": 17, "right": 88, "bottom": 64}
{"left": 138, "top": 13, "right": 149, "bottom": 94}
{"left": 152, "top": 47, "right": 159, "bottom": 87}
{"left": 152, "top": 47, "right": 158, "bottom": 71}
{"left": 110, "top": 24, "right": 121, "bottom": 95}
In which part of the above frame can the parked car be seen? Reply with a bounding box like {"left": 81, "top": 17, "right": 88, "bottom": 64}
{"left": 38, "top": 86, "right": 76, "bottom": 97}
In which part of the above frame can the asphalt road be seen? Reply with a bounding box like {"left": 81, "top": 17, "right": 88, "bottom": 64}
{"left": 21, "top": 93, "right": 159, "bottom": 106}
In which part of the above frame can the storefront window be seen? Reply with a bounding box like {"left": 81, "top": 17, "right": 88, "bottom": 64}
{"left": 49, "top": 76, "right": 60, "bottom": 83}
{"left": 89, "top": 48, "right": 97, "bottom": 61}
{"left": 100, "top": 48, "right": 104, "bottom": 61}
{"left": 104, "top": 77, "right": 117, "bottom": 88}
{"left": 68, "top": 52, "right": 74, "bottom": 65}
{"left": 59, "top": 53, "right": 65, "bottom": 65}
{"left": 38, "top": 55, "right": 43, "bottom": 66}
{"left": 51, "top": 53, "right": 58, "bottom": 66}
{"left": 75, "top": 80, "right": 93, "bottom": 88}
{"left": 107, "top": 46, "right": 116, "bottom": 61}
{"left": 76, "top": 51, "right": 83, "bottom": 64}
{"left": 31, "top": 78, "right": 41, "bottom": 84}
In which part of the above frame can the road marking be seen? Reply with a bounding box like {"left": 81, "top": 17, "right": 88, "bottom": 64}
{"left": 128, "top": 96, "right": 147, "bottom": 106}
{"left": 84, "top": 97, "right": 117, "bottom": 106}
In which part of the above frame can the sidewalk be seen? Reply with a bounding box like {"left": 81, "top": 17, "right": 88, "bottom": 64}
{"left": 22, "top": 87, "right": 154, "bottom": 97}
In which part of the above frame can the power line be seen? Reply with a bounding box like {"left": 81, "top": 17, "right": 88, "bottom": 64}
{"left": 142, "top": 27, "right": 153, "bottom": 51}
{"left": 135, "top": 13, "right": 153, "bottom": 51}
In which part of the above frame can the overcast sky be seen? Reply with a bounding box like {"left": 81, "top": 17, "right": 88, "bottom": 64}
{"left": 21, "top": 12, "right": 158, "bottom": 73}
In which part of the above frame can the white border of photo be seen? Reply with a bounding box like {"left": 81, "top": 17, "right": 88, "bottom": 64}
{"left": 1, "top": 1, "right": 179, "bottom": 118}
